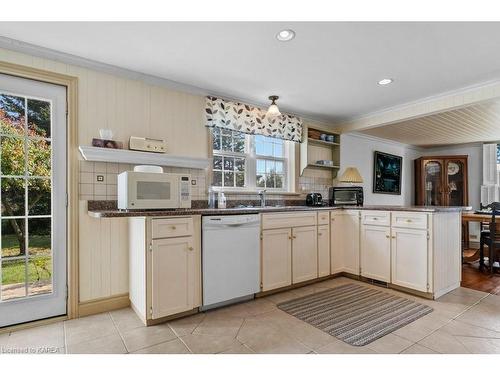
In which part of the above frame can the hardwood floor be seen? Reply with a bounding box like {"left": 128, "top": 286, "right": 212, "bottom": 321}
{"left": 462, "top": 261, "right": 500, "bottom": 294}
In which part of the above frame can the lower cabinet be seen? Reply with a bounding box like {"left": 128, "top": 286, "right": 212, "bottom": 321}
{"left": 151, "top": 236, "right": 197, "bottom": 319}
{"left": 360, "top": 224, "right": 391, "bottom": 282}
{"left": 292, "top": 226, "right": 318, "bottom": 283}
{"left": 261, "top": 228, "right": 292, "bottom": 291}
{"left": 129, "top": 216, "right": 202, "bottom": 325}
{"left": 391, "top": 227, "right": 429, "bottom": 292}
{"left": 331, "top": 211, "right": 360, "bottom": 275}
{"left": 317, "top": 225, "right": 330, "bottom": 277}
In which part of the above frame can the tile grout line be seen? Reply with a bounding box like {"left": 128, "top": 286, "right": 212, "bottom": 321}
{"left": 166, "top": 318, "right": 199, "bottom": 354}
{"left": 409, "top": 292, "right": 493, "bottom": 352}
{"left": 108, "top": 311, "right": 129, "bottom": 354}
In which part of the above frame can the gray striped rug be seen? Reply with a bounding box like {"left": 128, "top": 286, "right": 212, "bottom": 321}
{"left": 277, "top": 283, "right": 433, "bottom": 346}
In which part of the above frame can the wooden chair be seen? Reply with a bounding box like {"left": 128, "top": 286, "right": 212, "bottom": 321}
{"left": 480, "top": 202, "right": 500, "bottom": 274}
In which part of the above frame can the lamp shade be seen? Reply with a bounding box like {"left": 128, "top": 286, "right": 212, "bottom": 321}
{"left": 339, "top": 167, "right": 363, "bottom": 183}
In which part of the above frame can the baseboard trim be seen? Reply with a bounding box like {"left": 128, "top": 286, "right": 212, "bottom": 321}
{"left": 0, "top": 315, "right": 67, "bottom": 335}
{"left": 78, "top": 294, "right": 130, "bottom": 317}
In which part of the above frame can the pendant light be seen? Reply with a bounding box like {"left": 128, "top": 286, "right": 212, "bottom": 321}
{"left": 267, "top": 95, "right": 281, "bottom": 117}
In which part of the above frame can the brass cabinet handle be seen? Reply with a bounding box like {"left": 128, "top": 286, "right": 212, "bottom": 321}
{"left": 406, "top": 219, "right": 412, "bottom": 223}
{"left": 288, "top": 236, "right": 292, "bottom": 240}
{"left": 318, "top": 232, "right": 322, "bottom": 236}
{"left": 172, "top": 226, "right": 177, "bottom": 230}
{"left": 385, "top": 235, "right": 390, "bottom": 238}
{"left": 392, "top": 236, "right": 396, "bottom": 239}
{"left": 188, "top": 246, "right": 194, "bottom": 251}
{"left": 373, "top": 217, "right": 378, "bottom": 220}
{"left": 331, "top": 218, "right": 335, "bottom": 221}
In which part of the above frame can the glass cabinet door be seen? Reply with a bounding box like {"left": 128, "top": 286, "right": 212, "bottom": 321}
{"left": 423, "top": 160, "right": 443, "bottom": 206}
{"left": 445, "top": 159, "right": 465, "bottom": 206}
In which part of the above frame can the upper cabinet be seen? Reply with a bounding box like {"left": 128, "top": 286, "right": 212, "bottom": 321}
{"left": 299, "top": 125, "right": 341, "bottom": 177}
{"left": 414, "top": 156, "right": 468, "bottom": 207}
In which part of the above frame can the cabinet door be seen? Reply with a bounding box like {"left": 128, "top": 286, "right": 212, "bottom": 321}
{"left": 262, "top": 228, "right": 292, "bottom": 291}
{"left": 331, "top": 211, "right": 360, "bottom": 275}
{"left": 391, "top": 227, "right": 429, "bottom": 292}
{"left": 292, "top": 226, "right": 318, "bottom": 283}
{"left": 292, "top": 225, "right": 318, "bottom": 284}
{"left": 361, "top": 225, "right": 391, "bottom": 282}
{"left": 444, "top": 158, "right": 467, "bottom": 206}
{"left": 422, "top": 159, "right": 445, "bottom": 206}
{"left": 151, "top": 236, "right": 195, "bottom": 319}
{"left": 318, "top": 225, "right": 330, "bottom": 277}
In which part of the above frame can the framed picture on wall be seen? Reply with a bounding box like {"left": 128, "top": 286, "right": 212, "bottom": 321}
{"left": 373, "top": 151, "right": 402, "bottom": 195}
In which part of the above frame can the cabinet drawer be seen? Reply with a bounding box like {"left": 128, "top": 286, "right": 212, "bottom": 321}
{"left": 317, "top": 212, "right": 330, "bottom": 225}
{"left": 152, "top": 217, "right": 194, "bottom": 239}
{"left": 262, "top": 212, "right": 317, "bottom": 229}
{"left": 391, "top": 212, "right": 428, "bottom": 230}
{"left": 361, "top": 211, "right": 391, "bottom": 226}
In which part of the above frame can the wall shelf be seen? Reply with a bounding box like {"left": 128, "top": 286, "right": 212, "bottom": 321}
{"left": 307, "top": 163, "right": 340, "bottom": 170}
{"left": 307, "top": 138, "right": 340, "bottom": 147}
{"left": 300, "top": 125, "right": 341, "bottom": 177}
{"left": 79, "top": 146, "right": 209, "bottom": 169}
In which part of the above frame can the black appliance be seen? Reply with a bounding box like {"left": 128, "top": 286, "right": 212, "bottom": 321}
{"left": 306, "top": 193, "right": 323, "bottom": 206}
{"left": 329, "top": 186, "right": 363, "bottom": 206}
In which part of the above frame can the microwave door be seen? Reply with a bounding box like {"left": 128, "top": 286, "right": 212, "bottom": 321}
{"left": 130, "top": 175, "right": 178, "bottom": 209}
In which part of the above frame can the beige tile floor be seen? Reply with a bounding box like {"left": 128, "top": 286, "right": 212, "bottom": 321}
{"left": 1, "top": 276, "right": 500, "bottom": 354}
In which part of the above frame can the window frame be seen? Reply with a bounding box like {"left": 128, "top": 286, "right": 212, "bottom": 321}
{"left": 210, "top": 129, "right": 294, "bottom": 193}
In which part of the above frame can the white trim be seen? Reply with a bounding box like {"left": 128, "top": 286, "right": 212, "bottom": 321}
{"left": 341, "top": 131, "right": 423, "bottom": 151}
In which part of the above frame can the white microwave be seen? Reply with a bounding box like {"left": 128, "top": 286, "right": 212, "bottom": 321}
{"left": 117, "top": 171, "right": 191, "bottom": 210}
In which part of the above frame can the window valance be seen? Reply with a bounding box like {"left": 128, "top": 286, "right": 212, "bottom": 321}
{"left": 205, "top": 96, "right": 303, "bottom": 143}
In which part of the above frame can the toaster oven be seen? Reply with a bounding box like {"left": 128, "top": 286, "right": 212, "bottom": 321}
{"left": 329, "top": 186, "right": 363, "bottom": 206}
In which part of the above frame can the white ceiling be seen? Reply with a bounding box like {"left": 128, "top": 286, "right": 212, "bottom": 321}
{"left": 1, "top": 22, "right": 500, "bottom": 123}
{"left": 359, "top": 99, "right": 500, "bottom": 147}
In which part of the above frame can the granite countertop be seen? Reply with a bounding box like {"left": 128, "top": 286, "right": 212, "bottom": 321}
{"left": 88, "top": 201, "right": 471, "bottom": 218}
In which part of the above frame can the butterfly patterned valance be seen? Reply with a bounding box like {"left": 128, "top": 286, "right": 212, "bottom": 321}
{"left": 205, "top": 96, "right": 303, "bottom": 143}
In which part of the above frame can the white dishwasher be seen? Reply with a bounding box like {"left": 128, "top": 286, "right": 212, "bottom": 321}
{"left": 201, "top": 214, "right": 260, "bottom": 310}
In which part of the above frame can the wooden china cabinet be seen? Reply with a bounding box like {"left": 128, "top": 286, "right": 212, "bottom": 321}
{"left": 414, "top": 156, "right": 468, "bottom": 207}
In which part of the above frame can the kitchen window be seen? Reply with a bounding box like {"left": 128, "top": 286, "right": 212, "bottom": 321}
{"left": 211, "top": 129, "right": 294, "bottom": 191}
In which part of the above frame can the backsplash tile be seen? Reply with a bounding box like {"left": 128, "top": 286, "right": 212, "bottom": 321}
{"left": 79, "top": 160, "right": 331, "bottom": 202}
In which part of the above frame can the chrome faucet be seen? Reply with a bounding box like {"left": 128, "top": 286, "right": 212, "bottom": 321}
{"left": 258, "top": 189, "right": 267, "bottom": 207}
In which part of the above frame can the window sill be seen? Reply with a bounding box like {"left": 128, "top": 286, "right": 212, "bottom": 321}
{"left": 210, "top": 188, "right": 302, "bottom": 196}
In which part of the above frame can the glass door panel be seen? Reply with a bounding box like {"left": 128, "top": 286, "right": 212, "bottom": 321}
{"left": 0, "top": 93, "right": 53, "bottom": 302}
{"left": 446, "top": 160, "right": 465, "bottom": 206}
{"left": 423, "top": 160, "right": 443, "bottom": 206}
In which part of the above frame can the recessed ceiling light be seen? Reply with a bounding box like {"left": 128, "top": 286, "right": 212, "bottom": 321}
{"left": 378, "top": 78, "right": 394, "bottom": 86}
{"left": 276, "top": 29, "right": 295, "bottom": 42}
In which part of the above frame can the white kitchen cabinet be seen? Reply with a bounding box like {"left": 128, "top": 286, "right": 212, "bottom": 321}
{"left": 128, "top": 216, "right": 201, "bottom": 325}
{"left": 151, "top": 236, "right": 197, "bottom": 319}
{"left": 331, "top": 210, "right": 360, "bottom": 275}
{"left": 261, "top": 228, "right": 292, "bottom": 291}
{"left": 360, "top": 224, "right": 391, "bottom": 282}
{"left": 292, "top": 226, "right": 318, "bottom": 283}
{"left": 391, "top": 227, "right": 429, "bottom": 292}
{"left": 317, "top": 225, "right": 330, "bottom": 277}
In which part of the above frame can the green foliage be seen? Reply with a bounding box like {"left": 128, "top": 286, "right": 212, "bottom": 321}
{"left": 1, "top": 94, "right": 52, "bottom": 256}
